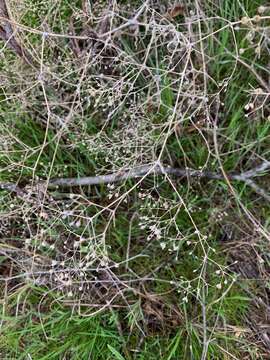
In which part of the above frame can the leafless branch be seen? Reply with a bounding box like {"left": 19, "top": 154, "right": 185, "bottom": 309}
{"left": 2, "top": 161, "right": 269, "bottom": 200}
{"left": 48, "top": 161, "right": 270, "bottom": 187}
{"left": 243, "top": 179, "right": 270, "bottom": 202}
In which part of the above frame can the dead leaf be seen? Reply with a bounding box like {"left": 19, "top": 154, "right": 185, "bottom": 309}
{"left": 228, "top": 325, "right": 250, "bottom": 338}
{"left": 166, "top": 5, "right": 185, "bottom": 19}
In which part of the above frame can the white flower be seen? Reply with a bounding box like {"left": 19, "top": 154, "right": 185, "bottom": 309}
{"left": 258, "top": 6, "right": 266, "bottom": 14}
{"left": 216, "top": 283, "right": 222, "bottom": 289}
{"left": 173, "top": 244, "right": 178, "bottom": 251}
{"left": 163, "top": 202, "right": 169, "bottom": 209}
{"left": 241, "top": 16, "right": 250, "bottom": 25}
{"left": 160, "top": 242, "right": 166, "bottom": 250}
{"left": 154, "top": 228, "right": 161, "bottom": 239}
{"left": 63, "top": 279, "right": 72, "bottom": 287}
{"left": 62, "top": 210, "right": 73, "bottom": 219}
{"left": 75, "top": 220, "right": 81, "bottom": 228}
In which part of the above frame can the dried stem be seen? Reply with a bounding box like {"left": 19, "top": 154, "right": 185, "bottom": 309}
{"left": 0, "top": 0, "right": 33, "bottom": 64}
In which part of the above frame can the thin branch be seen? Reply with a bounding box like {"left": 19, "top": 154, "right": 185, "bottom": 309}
{"left": 243, "top": 179, "right": 270, "bottom": 202}
{"left": 1, "top": 161, "right": 270, "bottom": 201}
{"left": 49, "top": 163, "right": 228, "bottom": 187}
{"left": 238, "top": 161, "right": 270, "bottom": 180}
{"left": 48, "top": 161, "right": 270, "bottom": 187}
{"left": 0, "top": 182, "right": 26, "bottom": 197}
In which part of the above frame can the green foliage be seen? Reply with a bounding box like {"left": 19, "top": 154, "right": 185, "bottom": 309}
{"left": 0, "top": 0, "right": 269, "bottom": 359}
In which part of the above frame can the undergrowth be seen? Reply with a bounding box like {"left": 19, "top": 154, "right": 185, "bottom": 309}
{"left": 0, "top": 0, "right": 270, "bottom": 359}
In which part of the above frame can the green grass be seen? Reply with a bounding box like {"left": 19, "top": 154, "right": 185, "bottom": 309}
{"left": 0, "top": 283, "right": 252, "bottom": 360}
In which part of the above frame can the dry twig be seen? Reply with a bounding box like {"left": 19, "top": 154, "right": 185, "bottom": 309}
{"left": 1, "top": 161, "right": 270, "bottom": 201}
{"left": 0, "top": 0, "right": 33, "bottom": 64}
